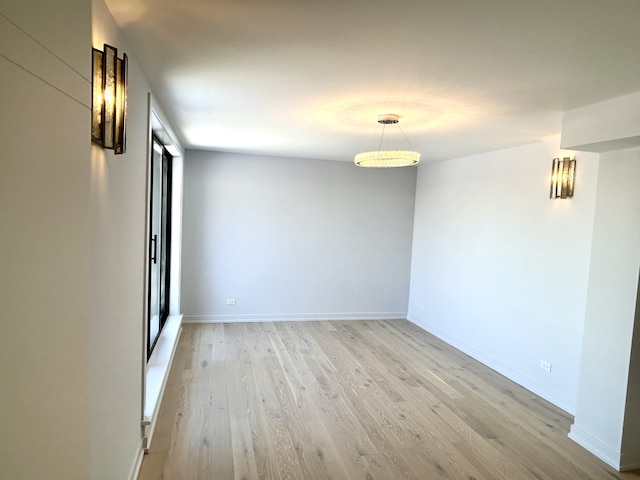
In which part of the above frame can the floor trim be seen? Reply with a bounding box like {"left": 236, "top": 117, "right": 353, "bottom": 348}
{"left": 569, "top": 424, "right": 621, "bottom": 470}
{"left": 127, "top": 438, "right": 145, "bottom": 480}
{"left": 183, "top": 312, "right": 407, "bottom": 323}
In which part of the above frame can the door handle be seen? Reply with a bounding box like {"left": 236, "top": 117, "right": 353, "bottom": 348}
{"left": 151, "top": 234, "right": 158, "bottom": 264}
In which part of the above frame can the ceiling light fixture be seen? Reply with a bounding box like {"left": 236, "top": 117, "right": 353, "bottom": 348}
{"left": 354, "top": 114, "right": 420, "bottom": 168}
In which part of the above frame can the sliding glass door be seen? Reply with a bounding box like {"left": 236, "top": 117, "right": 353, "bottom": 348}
{"left": 148, "top": 137, "right": 172, "bottom": 358}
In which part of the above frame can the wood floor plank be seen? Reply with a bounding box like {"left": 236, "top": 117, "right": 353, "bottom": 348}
{"left": 139, "top": 320, "right": 640, "bottom": 480}
{"left": 376, "top": 320, "right": 575, "bottom": 448}
{"left": 264, "top": 353, "right": 334, "bottom": 480}
{"left": 253, "top": 356, "right": 306, "bottom": 480}
{"left": 304, "top": 420, "right": 364, "bottom": 479}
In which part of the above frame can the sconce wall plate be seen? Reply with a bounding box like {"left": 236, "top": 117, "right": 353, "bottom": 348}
{"left": 550, "top": 157, "right": 576, "bottom": 199}
{"left": 92, "top": 44, "right": 127, "bottom": 154}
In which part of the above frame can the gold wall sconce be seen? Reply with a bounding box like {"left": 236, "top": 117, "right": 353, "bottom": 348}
{"left": 550, "top": 157, "right": 576, "bottom": 199}
{"left": 92, "top": 44, "right": 127, "bottom": 154}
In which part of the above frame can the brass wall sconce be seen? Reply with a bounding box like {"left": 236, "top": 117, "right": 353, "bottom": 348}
{"left": 92, "top": 44, "right": 127, "bottom": 154}
{"left": 550, "top": 157, "right": 576, "bottom": 199}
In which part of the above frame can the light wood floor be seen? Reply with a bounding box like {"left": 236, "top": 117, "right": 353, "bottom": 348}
{"left": 139, "top": 320, "right": 640, "bottom": 479}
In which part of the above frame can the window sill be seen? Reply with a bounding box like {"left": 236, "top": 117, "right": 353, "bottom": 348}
{"left": 143, "top": 314, "right": 183, "bottom": 450}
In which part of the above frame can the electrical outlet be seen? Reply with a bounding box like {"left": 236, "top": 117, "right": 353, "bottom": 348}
{"left": 226, "top": 299, "right": 236, "bottom": 305}
{"left": 540, "top": 360, "right": 552, "bottom": 373}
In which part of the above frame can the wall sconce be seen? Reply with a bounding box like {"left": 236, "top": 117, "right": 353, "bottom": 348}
{"left": 550, "top": 157, "right": 576, "bottom": 199}
{"left": 91, "top": 44, "right": 127, "bottom": 154}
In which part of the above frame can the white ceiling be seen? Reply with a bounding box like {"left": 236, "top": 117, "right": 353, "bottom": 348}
{"left": 105, "top": 0, "right": 640, "bottom": 163}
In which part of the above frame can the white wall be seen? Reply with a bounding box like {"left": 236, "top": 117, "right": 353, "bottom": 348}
{"left": 407, "top": 136, "right": 599, "bottom": 413}
{"left": 170, "top": 154, "right": 184, "bottom": 315}
{"left": 0, "top": 0, "right": 92, "bottom": 478}
{"left": 561, "top": 92, "right": 640, "bottom": 152}
{"left": 569, "top": 147, "right": 640, "bottom": 469}
{"left": 623, "top": 275, "right": 640, "bottom": 466}
{"left": 559, "top": 92, "right": 640, "bottom": 470}
{"left": 90, "top": 0, "right": 156, "bottom": 478}
{"left": 181, "top": 151, "right": 416, "bottom": 322}
{"left": 0, "top": 0, "right": 159, "bottom": 476}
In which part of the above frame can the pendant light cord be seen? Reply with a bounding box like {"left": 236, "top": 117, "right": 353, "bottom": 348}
{"left": 397, "top": 123, "right": 416, "bottom": 150}
{"left": 377, "top": 123, "right": 386, "bottom": 152}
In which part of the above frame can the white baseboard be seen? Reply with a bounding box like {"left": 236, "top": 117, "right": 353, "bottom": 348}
{"left": 569, "top": 424, "right": 621, "bottom": 470}
{"left": 183, "top": 312, "right": 407, "bottom": 323}
{"left": 406, "top": 314, "right": 575, "bottom": 415}
{"left": 127, "top": 438, "right": 145, "bottom": 480}
{"left": 620, "top": 455, "right": 640, "bottom": 471}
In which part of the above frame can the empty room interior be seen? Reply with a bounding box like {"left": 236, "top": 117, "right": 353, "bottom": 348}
{"left": 2, "top": 0, "right": 640, "bottom": 479}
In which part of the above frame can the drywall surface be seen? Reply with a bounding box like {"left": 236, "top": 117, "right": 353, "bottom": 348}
{"left": 170, "top": 155, "right": 184, "bottom": 315}
{"left": 90, "top": 0, "right": 156, "bottom": 478}
{"left": 561, "top": 92, "right": 640, "bottom": 152}
{"left": 0, "top": 0, "right": 91, "bottom": 478}
{"left": 181, "top": 151, "right": 416, "bottom": 321}
{"left": 622, "top": 270, "right": 640, "bottom": 469}
{"left": 570, "top": 146, "right": 640, "bottom": 469}
{"left": 407, "top": 136, "right": 599, "bottom": 413}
